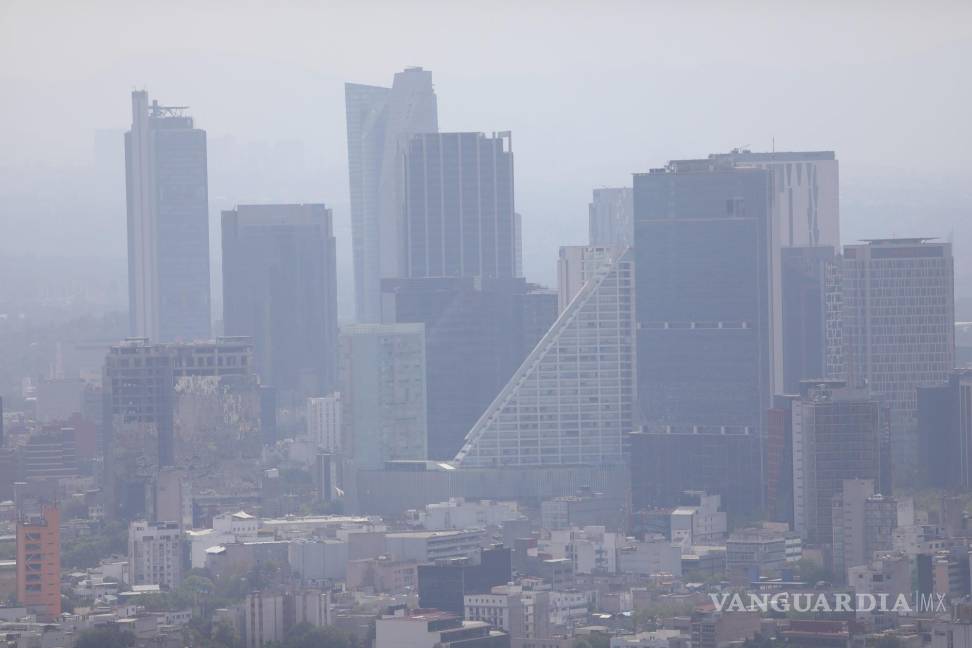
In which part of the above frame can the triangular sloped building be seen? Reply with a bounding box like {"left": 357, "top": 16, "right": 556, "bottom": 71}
{"left": 454, "top": 247, "right": 635, "bottom": 467}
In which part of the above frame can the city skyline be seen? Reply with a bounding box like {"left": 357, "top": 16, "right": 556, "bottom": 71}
{"left": 3, "top": 3, "right": 970, "bottom": 324}
{"left": 2, "top": 4, "right": 971, "bottom": 645}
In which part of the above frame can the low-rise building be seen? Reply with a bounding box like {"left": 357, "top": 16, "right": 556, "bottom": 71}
{"left": 611, "top": 629, "right": 685, "bottom": 648}
{"left": 288, "top": 538, "right": 349, "bottom": 581}
{"left": 241, "top": 589, "right": 331, "bottom": 648}
{"left": 411, "top": 498, "right": 523, "bottom": 531}
{"left": 725, "top": 527, "right": 789, "bottom": 579}
{"left": 618, "top": 535, "right": 682, "bottom": 577}
{"left": 545, "top": 526, "right": 620, "bottom": 575}
{"left": 346, "top": 556, "right": 418, "bottom": 593}
{"left": 670, "top": 493, "right": 726, "bottom": 547}
{"left": 690, "top": 609, "right": 761, "bottom": 648}
{"left": 385, "top": 529, "right": 485, "bottom": 563}
{"left": 375, "top": 609, "right": 510, "bottom": 648}
{"left": 541, "top": 493, "right": 627, "bottom": 532}
{"left": 848, "top": 552, "right": 912, "bottom": 618}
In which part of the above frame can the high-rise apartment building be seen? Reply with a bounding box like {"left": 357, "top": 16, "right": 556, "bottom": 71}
{"left": 16, "top": 505, "right": 60, "bottom": 619}
{"left": 454, "top": 248, "right": 634, "bottom": 467}
{"left": 589, "top": 188, "right": 634, "bottom": 248}
{"left": 791, "top": 381, "right": 890, "bottom": 544}
{"left": 842, "top": 239, "right": 955, "bottom": 478}
{"left": 375, "top": 609, "right": 509, "bottom": 648}
{"left": 339, "top": 323, "right": 428, "bottom": 469}
{"left": 401, "top": 131, "right": 516, "bottom": 280}
{"left": 381, "top": 277, "right": 557, "bottom": 460}
{"left": 125, "top": 90, "right": 210, "bottom": 342}
{"left": 222, "top": 204, "right": 338, "bottom": 403}
{"left": 129, "top": 520, "right": 183, "bottom": 589}
{"left": 633, "top": 159, "right": 773, "bottom": 512}
{"left": 345, "top": 67, "right": 438, "bottom": 322}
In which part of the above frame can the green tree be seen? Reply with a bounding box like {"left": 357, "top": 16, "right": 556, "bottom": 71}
{"left": 211, "top": 619, "right": 241, "bottom": 648}
{"left": 61, "top": 521, "right": 129, "bottom": 570}
{"left": 75, "top": 627, "right": 136, "bottom": 648}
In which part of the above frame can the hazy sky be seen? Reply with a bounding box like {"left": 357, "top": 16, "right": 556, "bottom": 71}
{"left": 2, "top": 1, "right": 971, "bottom": 315}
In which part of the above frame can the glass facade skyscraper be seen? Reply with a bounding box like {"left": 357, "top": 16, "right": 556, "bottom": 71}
{"left": 221, "top": 204, "right": 338, "bottom": 404}
{"left": 345, "top": 68, "right": 438, "bottom": 322}
{"left": 402, "top": 131, "right": 516, "bottom": 280}
{"left": 125, "top": 90, "right": 211, "bottom": 342}
{"left": 633, "top": 159, "right": 773, "bottom": 512}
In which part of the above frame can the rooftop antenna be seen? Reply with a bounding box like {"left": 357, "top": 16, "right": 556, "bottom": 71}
{"left": 772, "top": 136, "right": 775, "bottom": 153}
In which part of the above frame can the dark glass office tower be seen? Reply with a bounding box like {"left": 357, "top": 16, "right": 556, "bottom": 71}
{"left": 633, "top": 158, "right": 773, "bottom": 513}
{"left": 222, "top": 204, "right": 338, "bottom": 404}
{"left": 125, "top": 90, "right": 210, "bottom": 342}
{"left": 781, "top": 246, "right": 838, "bottom": 393}
{"left": 401, "top": 132, "right": 515, "bottom": 280}
{"left": 917, "top": 369, "right": 972, "bottom": 490}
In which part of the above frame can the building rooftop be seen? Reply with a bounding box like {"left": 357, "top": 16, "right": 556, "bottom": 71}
{"left": 385, "top": 529, "right": 482, "bottom": 539}
{"left": 856, "top": 238, "right": 939, "bottom": 244}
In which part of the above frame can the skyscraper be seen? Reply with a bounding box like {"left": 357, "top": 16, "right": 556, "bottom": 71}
{"left": 633, "top": 159, "right": 773, "bottom": 512}
{"left": 917, "top": 369, "right": 972, "bottom": 490}
{"left": 454, "top": 248, "right": 635, "bottom": 467}
{"left": 401, "top": 131, "right": 516, "bottom": 280}
{"left": 222, "top": 204, "right": 338, "bottom": 403}
{"left": 780, "top": 246, "right": 839, "bottom": 393}
{"left": 125, "top": 90, "right": 211, "bottom": 342}
{"left": 790, "top": 381, "right": 890, "bottom": 544}
{"left": 589, "top": 188, "right": 634, "bottom": 248}
{"left": 339, "top": 323, "right": 428, "bottom": 469}
{"left": 702, "top": 150, "right": 841, "bottom": 398}
{"left": 842, "top": 238, "right": 955, "bottom": 479}
{"left": 708, "top": 150, "right": 839, "bottom": 249}
{"left": 345, "top": 67, "right": 438, "bottom": 322}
